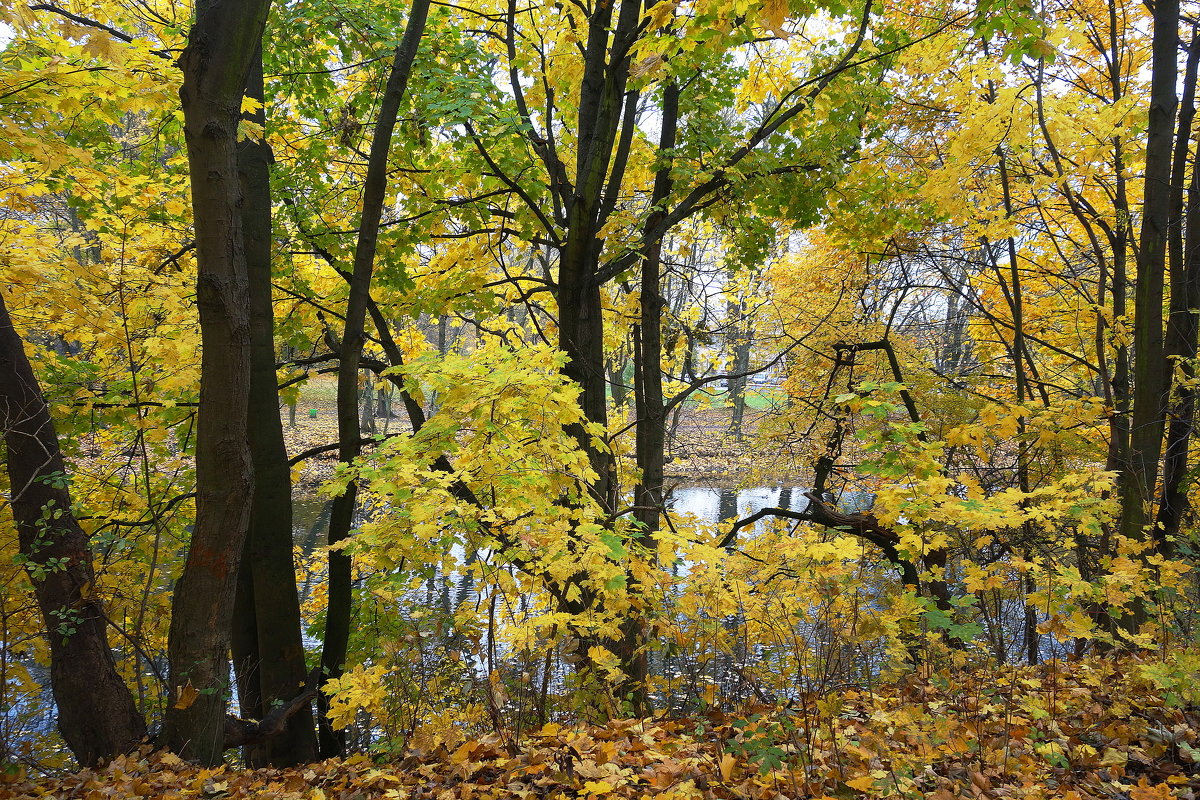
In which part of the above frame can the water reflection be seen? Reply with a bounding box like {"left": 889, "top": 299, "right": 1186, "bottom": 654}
{"left": 292, "top": 486, "right": 822, "bottom": 557}
{"left": 669, "top": 485, "right": 810, "bottom": 523}
{"left": 288, "top": 485, "right": 829, "bottom": 618}
{"left": 293, "top": 495, "right": 331, "bottom": 551}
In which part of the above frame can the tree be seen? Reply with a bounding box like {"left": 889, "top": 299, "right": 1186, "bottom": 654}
{"left": 230, "top": 44, "right": 318, "bottom": 767}
{"left": 1115, "top": 0, "right": 1179, "bottom": 558}
{"left": 312, "top": 0, "right": 432, "bottom": 757}
{"left": 4, "top": 0, "right": 1198, "bottom": 763}
{"left": 0, "top": 289, "right": 146, "bottom": 765}
{"left": 457, "top": 0, "right": 930, "bottom": 698}
{"left": 162, "top": 0, "right": 272, "bottom": 764}
{"left": 301, "top": 0, "right": 996, "bottom": 714}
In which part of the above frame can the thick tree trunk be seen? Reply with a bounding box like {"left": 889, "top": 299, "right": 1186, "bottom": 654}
{"left": 623, "top": 80, "right": 679, "bottom": 710}
{"left": 163, "top": 0, "right": 270, "bottom": 764}
{"left": 230, "top": 47, "right": 317, "bottom": 768}
{"left": 319, "top": 0, "right": 430, "bottom": 757}
{"left": 1155, "top": 31, "right": 1200, "bottom": 549}
{"left": 0, "top": 291, "right": 146, "bottom": 766}
{"left": 1116, "top": 0, "right": 1179, "bottom": 556}
{"left": 554, "top": 0, "right": 642, "bottom": 519}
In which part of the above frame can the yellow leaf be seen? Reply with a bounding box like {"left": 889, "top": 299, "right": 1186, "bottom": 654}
{"left": 451, "top": 741, "right": 474, "bottom": 764}
{"left": 583, "top": 780, "right": 614, "bottom": 795}
{"left": 173, "top": 679, "right": 199, "bottom": 710}
{"left": 644, "top": 0, "right": 677, "bottom": 30}
{"left": 846, "top": 775, "right": 875, "bottom": 792}
{"left": 1100, "top": 747, "right": 1128, "bottom": 767}
{"left": 760, "top": 0, "right": 787, "bottom": 35}
{"left": 719, "top": 752, "right": 737, "bottom": 781}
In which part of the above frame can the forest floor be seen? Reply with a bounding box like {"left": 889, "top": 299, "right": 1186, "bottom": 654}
{"left": 3, "top": 654, "right": 1197, "bottom": 799}
{"left": 283, "top": 377, "right": 804, "bottom": 492}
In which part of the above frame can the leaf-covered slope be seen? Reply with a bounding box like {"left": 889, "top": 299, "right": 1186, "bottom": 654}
{"left": 3, "top": 654, "right": 1198, "bottom": 799}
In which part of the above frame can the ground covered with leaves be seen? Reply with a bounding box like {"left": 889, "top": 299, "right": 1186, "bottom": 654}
{"left": 283, "top": 378, "right": 791, "bottom": 489}
{"left": 3, "top": 655, "right": 1197, "bottom": 799}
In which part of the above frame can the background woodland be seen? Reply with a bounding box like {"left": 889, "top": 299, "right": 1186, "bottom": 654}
{"left": 1, "top": 0, "right": 1200, "bottom": 792}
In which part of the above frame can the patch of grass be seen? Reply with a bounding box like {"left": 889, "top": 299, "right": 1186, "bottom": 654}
{"left": 686, "top": 387, "right": 782, "bottom": 410}
{"left": 294, "top": 375, "right": 339, "bottom": 405}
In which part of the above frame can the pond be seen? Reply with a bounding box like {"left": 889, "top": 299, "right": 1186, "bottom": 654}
{"left": 291, "top": 485, "right": 846, "bottom": 552}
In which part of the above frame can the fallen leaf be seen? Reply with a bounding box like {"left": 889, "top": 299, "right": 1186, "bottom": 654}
{"left": 173, "top": 680, "right": 199, "bottom": 710}
{"left": 846, "top": 774, "right": 875, "bottom": 792}
{"left": 720, "top": 752, "right": 737, "bottom": 781}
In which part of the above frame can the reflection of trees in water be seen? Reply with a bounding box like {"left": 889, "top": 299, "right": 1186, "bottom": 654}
{"left": 1, "top": 658, "right": 61, "bottom": 770}
{"left": 427, "top": 547, "right": 479, "bottom": 620}
{"left": 291, "top": 486, "right": 848, "bottom": 724}
{"left": 651, "top": 486, "right": 880, "bottom": 712}
{"left": 293, "top": 497, "right": 331, "bottom": 608}
{"left": 291, "top": 484, "right": 1063, "bottom": 733}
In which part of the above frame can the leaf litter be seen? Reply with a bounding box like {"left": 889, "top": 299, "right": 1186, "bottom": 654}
{"left": 3, "top": 655, "right": 1197, "bottom": 799}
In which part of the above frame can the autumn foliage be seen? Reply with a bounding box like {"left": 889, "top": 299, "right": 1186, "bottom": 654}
{"left": 2, "top": 0, "right": 1200, "bottom": 789}
{"left": 3, "top": 654, "right": 1199, "bottom": 799}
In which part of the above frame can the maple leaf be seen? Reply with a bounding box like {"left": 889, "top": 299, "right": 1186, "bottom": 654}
{"left": 173, "top": 680, "right": 200, "bottom": 710}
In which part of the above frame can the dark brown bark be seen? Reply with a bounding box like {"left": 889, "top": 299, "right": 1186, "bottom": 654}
{"left": 622, "top": 79, "right": 680, "bottom": 710}
{"left": 230, "top": 47, "right": 317, "bottom": 768}
{"left": 632, "top": 78, "right": 678, "bottom": 542}
{"left": 163, "top": 0, "right": 271, "bottom": 764}
{"left": 0, "top": 290, "right": 146, "bottom": 766}
{"left": 1155, "top": 28, "right": 1200, "bottom": 550}
{"left": 553, "top": 0, "right": 643, "bottom": 517}
{"left": 1116, "top": 0, "right": 1179, "bottom": 558}
{"left": 319, "top": 0, "right": 430, "bottom": 757}
{"left": 224, "top": 667, "right": 320, "bottom": 750}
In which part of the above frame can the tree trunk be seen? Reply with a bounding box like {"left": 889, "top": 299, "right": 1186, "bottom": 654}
{"left": 163, "top": 0, "right": 270, "bottom": 764}
{"left": 554, "top": 0, "right": 643, "bottom": 518}
{"left": 0, "top": 291, "right": 146, "bottom": 766}
{"left": 726, "top": 299, "right": 752, "bottom": 440}
{"left": 1116, "top": 0, "right": 1179, "bottom": 559}
{"left": 230, "top": 46, "right": 317, "bottom": 768}
{"left": 1155, "top": 29, "right": 1200, "bottom": 550}
{"left": 623, "top": 80, "right": 679, "bottom": 710}
{"left": 319, "top": 0, "right": 430, "bottom": 757}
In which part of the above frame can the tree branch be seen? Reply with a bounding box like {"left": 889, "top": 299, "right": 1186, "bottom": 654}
{"left": 223, "top": 667, "right": 321, "bottom": 749}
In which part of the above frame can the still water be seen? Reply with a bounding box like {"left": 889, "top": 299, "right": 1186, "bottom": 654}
{"left": 669, "top": 486, "right": 809, "bottom": 523}
{"left": 293, "top": 486, "right": 822, "bottom": 549}
{"left": 289, "top": 485, "right": 836, "bottom": 615}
